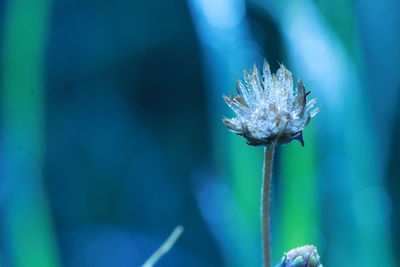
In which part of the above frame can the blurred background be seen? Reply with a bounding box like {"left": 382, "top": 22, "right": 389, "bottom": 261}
{"left": 0, "top": 0, "right": 399, "bottom": 266}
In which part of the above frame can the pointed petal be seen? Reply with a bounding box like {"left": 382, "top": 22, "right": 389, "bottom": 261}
{"left": 236, "top": 96, "right": 247, "bottom": 106}
{"left": 251, "top": 64, "right": 263, "bottom": 101}
{"left": 310, "top": 106, "right": 321, "bottom": 118}
{"left": 297, "top": 80, "right": 306, "bottom": 106}
{"left": 237, "top": 80, "right": 253, "bottom": 108}
{"left": 223, "top": 95, "right": 249, "bottom": 116}
{"left": 262, "top": 60, "right": 273, "bottom": 92}
{"left": 235, "top": 79, "right": 242, "bottom": 95}
{"left": 306, "top": 98, "right": 318, "bottom": 110}
{"left": 244, "top": 65, "right": 262, "bottom": 103}
{"left": 276, "top": 64, "right": 294, "bottom": 106}
{"left": 251, "top": 64, "right": 263, "bottom": 89}
{"left": 268, "top": 74, "right": 281, "bottom": 106}
{"left": 296, "top": 80, "right": 306, "bottom": 117}
{"left": 242, "top": 69, "right": 256, "bottom": 105}
{"left": 243, "top": 68, "right": 251, "bottom": 88}
{"left": 222, "top": 117, "right": 241, "bottom": 132}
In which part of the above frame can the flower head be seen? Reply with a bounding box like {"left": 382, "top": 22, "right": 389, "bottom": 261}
{"left": 222, "top": 60, "right": 320, "bottom": 146}
{"left": 276, "top": 245, "right": 323, "bottom": 267}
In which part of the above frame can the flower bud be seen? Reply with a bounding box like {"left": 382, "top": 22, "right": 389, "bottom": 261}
{"left": 276, "top": 245, "right": 323, "bottom": 267}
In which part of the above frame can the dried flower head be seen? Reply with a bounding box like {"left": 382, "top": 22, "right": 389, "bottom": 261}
{"left": 276, "top": 245, "right": 323, "bottom": 267}
{"left": 222, "top": 60, "right": 320, "bottom": 146}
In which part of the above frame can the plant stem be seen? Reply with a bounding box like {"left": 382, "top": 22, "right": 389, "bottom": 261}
{"left": 142, "top": 225, "right": 184, "bottom": 267}
{"left": 262, "top": 144, "right": 275, "bottom": 267}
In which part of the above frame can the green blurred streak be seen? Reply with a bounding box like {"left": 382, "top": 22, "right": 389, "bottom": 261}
{"left": 227, "top": 135, "right": 263, "bottom": 267}
{"left": 230, "top": 136, "right": 262, "bottom": 228}
{"left": 342, "top": 83, "right": 394, "bottom": 267}
{"left": 254, "top": 0, "right": 394, "bottom": 265}
{"left": 1, "top": 1, "right": 60, "bottom": 267}
{"left": 276, "top": 126, "right": 319, "bottom": 263}
{"left": 314, "top": 0, "right": 362, "bottom": 61}
{"left": 315, "top": 2, "right": 394, "bottom": 266}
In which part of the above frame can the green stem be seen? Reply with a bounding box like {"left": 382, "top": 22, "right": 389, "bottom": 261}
{"left": 2, "top": 1, "right": 59, "bottom": 266}
{"left": 262, "top": 144, "right": 275, "bottom": 267}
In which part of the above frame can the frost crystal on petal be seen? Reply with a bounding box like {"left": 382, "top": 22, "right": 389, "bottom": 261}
{"left": 222, "top": 60, "right": 320, "bottom": 146}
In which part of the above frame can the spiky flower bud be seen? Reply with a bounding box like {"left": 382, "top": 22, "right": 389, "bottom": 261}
{"left": 276, "top": 245, "right": 323, "bottom": 267}
{"left": 222, "top": 60, "right": 320, "bottom": 146}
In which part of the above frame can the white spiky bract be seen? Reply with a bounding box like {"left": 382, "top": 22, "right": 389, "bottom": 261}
{"left": 223, "top": 60, "right": 320, "bottom": 146}
{"left": 277, "top": 245, "right": 323, "bottom": 267}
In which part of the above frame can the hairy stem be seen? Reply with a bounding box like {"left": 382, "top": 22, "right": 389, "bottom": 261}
{"left": 262, "top": 144, "right": 275, "bottom": 267}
